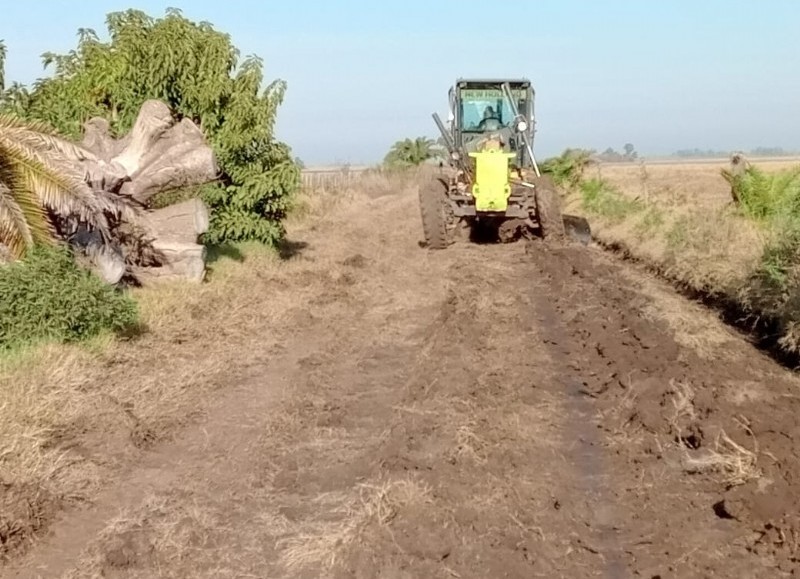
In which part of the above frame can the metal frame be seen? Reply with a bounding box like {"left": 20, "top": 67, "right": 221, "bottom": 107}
{"left": 438, "top": 78, "right": 537, "bottom": 172}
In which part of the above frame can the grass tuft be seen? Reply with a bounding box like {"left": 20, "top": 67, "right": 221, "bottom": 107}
{"left": 580, "top": 178, "right": 643, "bottom": 221}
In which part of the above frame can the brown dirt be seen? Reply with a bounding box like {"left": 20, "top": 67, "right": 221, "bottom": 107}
{"left": 4, "top": 175, "right": 800, "bottom": 577}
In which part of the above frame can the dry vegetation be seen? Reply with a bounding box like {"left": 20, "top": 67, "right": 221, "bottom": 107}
{"left": 562, "top": 158, "right": 800, "bottom": 352}
{"left": 0, "top": 167, "right": 421, "bottom": 561}
{"left": 7, "top": 161, "right": 800, "bottom": 577}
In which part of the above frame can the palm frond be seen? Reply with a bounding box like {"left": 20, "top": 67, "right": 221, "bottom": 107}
{"left": 0, "top": 185, "right": 34, "bottom": 257}
{"left": 0, "top": 132, "right": 112, "bottom": 232}
{"left": 0, "top": 114, "right": 147, "bottom": 260}
{"left": 0, "top": 114, "right": 99, "bottom": 162}
{"left": 0, "top": 166, "right": 54, "bottom": 257}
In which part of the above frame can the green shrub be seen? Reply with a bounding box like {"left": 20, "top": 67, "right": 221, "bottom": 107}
{"left": 722, "top": 165, "right": 800, "bottom": 305}
{"left": 540, "top": 148, "right": 593, "bottom": 189}
{"left": 0, "top": 246, "right": 139, "bottom": 349}
{"left": 723, "top": 165, "right": 800, "bottom": 223}
{"left": 580, "top": 178, "right": 643, "bottom": 221}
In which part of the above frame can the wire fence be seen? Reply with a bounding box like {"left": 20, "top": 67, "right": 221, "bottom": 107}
{"left": 300, "top": 166, "right": 370, "bottom": 190}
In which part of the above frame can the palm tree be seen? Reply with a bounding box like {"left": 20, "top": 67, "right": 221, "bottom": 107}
{"left": 0, "top": 113, "right": 127, "bottom": 259}
{"left": 384, "top": 137, "right": 440, "bottom": 168}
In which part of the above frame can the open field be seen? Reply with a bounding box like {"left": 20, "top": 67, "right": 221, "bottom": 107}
{"left": 564, "top": 157, "right": 800, "bottom": 354}
{"left": 591, "top": 158, "right": 800, "bottom": 204}
{"left": 3, "top": 168, "right": 800, "bottom": 577}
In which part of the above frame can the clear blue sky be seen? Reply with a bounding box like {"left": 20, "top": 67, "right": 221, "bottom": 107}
{"left": 2, "top": 1, "right": 799, "bottom": 165}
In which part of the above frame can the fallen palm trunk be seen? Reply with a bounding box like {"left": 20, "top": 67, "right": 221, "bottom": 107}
{"left": 63, "top": 100, "right": 219, "bottom": 285}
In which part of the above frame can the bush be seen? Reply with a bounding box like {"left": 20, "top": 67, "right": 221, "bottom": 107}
{"left": 0, "top": 246, "right": 139, "bottom": 349}
{"left": 580, "top": 178, "right": 643, "bottom": 221}
{"left": 724, "top": 165, "right": 800, "bottom": 223}
{"left": 726, "top": 164, "right": 800, "bottom": 319}
{"left": 540, "top": 148, "right": 594, "bottom": 188}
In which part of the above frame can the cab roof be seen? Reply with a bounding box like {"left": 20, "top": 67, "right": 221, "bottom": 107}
{"left": 455, "top": 78, "right": 532, "bottom": 86}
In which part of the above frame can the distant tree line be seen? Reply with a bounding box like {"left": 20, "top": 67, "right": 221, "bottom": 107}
{"left": 674, "top": 147, "right": 799, "bottom": 158}
{"left": 595, "top": 143, "right": 638, "bottom": 162}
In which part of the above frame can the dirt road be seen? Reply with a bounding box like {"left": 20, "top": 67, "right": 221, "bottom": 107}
{"left": 5, "top": 177, "right": 800, "bottom": 578}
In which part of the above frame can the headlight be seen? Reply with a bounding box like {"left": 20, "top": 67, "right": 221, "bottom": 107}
{"left": 517, "top": 120, "right": 528, "bottom": 132}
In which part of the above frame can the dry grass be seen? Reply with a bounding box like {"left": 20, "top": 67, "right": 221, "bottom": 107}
{"left": 593, "top": 159, "right": 800, "bottom": 209}
{"left": 0, "top": 168, "right": 427, "bottom": 559}
{"left": 0, "top": 246, "right": 290, "bottom": 506}
{"left": 276, "top": 476, "right": 432, "bottom": 574}
{"left": 565, "top": 159, "right": 800, "bottom": 354}
{"left": 683, "top": 427, "right": 761, "bottom": 487}
{"left": 631, "top": 270, "right": 737, "bottom": 359}
{"left": 665, "top": 380, "right": 761, "bottom": 487}
{"left": 668, "top": 380, "right": 698, "bottom": 426}
{"left": 565, "top": 163, "right": 768, "bottom": 294}
{"left": 63, "top": 491, "right": 236, "bottom": 579}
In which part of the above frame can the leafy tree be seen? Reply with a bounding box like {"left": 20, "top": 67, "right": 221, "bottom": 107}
{"left": 1, "top": 9, "right": 299, "bottom": 247}
{"left": 384, "top": 137, "right": 439, "bottom": 168}
{"left": 0, "top": 113, "right": 125, "bottom": 258}
{"left": 624, "top": 143, "right": 637, "bottom": 158}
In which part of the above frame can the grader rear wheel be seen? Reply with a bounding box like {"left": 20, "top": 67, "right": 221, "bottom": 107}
{"left": 532, "top": 175, "right": 566, "bottom": 240}
{"left": 419, "top": 177, "right": 456, "bottom": 249}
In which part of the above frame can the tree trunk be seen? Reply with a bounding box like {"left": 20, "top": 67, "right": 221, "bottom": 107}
{"left": 62, "top": 99, "right": 221, "bottom": 284}
{"left": 130, "top": 241, "right": 207, "bottom": 284}
{"left": 138, "top": 198, "right": 209, "bottom": 242}
{"left": 123, "top": 198, "right": 209, "bottom": 285}
{"left": 119, "top": 118, "right": 219, "bottom": 205}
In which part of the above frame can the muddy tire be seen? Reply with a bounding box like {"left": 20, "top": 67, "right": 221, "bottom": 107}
{"left": 532, "top": 175, "right": 566, "bottom": 239}
{"left": 419, "top": 178, "right": 454, "bottom": 249}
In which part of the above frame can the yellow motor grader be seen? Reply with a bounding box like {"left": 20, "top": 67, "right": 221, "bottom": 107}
{"left": 419, "top": 78, "right": 590, "bottom": 248}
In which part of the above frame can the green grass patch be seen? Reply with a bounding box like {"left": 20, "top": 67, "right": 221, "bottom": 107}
{"left": 0, "top": 246, "right": 139, "bottom": 350}
{"left": 728, "top": 165, "right": 800, "bottom": 330}
{"left": 580, "top": 178, "right": 643, "bottom": 221}
{"left": 725, "top": 165, "right": 800, "bottom": 223}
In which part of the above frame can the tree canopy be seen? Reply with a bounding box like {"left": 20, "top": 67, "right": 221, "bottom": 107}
{"left": 0, "top": 9, "right": 300, "bottom": 247}
{"left": 384, "top": 137, "right": 440, "bottom": 168}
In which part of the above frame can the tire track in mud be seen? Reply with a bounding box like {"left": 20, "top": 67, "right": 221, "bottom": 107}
{"left": 522, "top": 241, "right": 629, "bottom": 577}
{"left": 328, "top": 246, "right": 565, "bottom": 578}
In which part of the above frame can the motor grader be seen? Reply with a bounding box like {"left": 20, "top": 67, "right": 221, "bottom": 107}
{"left": 419, "top": 78, "right": 590, "bottom": 248}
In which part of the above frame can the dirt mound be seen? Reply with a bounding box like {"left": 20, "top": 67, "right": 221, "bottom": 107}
{"left": 527, "top": 240, "right": 800, "bottom": 573}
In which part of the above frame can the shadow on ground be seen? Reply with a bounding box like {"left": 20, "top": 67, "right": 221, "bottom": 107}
{"left": 277, "top": 239, "right": 309, "bottom": 260}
